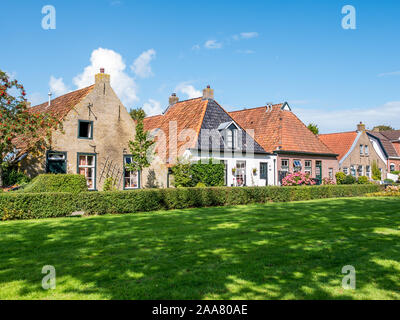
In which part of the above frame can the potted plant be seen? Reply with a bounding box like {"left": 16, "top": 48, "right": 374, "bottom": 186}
{"left": 232, "top": 168, "right": 236, "bottom": 175}
{"left": 252, "top": 168, "right": 257, "bottom": 175}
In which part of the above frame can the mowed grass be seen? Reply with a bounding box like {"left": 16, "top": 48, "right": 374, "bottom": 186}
{"left": 1, "top": 197, "right": 400, "bottom": 300}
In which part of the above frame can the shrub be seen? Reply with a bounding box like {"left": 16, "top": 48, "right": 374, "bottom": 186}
{"left": 344, "top": 175, "right": 357, "bottom": 185}
{"left": 3, "top": 169, "right": 30, "bottom": 187}
{"left": 372, "top": 160, "right": 381, "bottom": 180}
{"left": 384, "top": 179, "right": 394, "bottom": 184}
{"left": 322, "top": 177, "right": 336, "bottom": 185}
{"left": 21, "top": 174, "right": 88, "bottom": 193}
{"left": 282, "top": 172, "right": 316, "bottom": 186}
{"left": 335, "top": 172, "right": 346, "bottom": 185}
{"left": 0, "top": 184, "right": 383, "bottom": 221}
{"left": 195, "top": 182, "right": 207, "bottom": 188}
{"left": 103, "top": 177, "right": 117, "bottom": 191}
{"left": 357, "top": 176, "right": 370, "bottom": 184}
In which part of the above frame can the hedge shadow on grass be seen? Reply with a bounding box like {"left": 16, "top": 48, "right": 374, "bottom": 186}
{"left": 0, "top": 197, "right": 399, "bottom": 299}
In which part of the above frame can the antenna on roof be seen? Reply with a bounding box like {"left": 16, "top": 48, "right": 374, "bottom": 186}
{"left": 48, "top": 90, "right": 52, "bottom": 107}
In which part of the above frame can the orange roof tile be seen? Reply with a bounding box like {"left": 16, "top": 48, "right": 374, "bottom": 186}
{"left": 229, "top": 104, "right": 336, "bottom": 155}
{"left": 318, "top": 131, "right": 358, "bottom": 161}
{"left": 143, "top": 98, "right": 208, "bottom": 162}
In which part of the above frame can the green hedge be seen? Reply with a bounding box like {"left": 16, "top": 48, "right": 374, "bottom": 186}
{"left": 0, "top": 184, "right": 383, "bottom": 221}
{"left": 21, "top": 174, "right": 88, "bottom": 193}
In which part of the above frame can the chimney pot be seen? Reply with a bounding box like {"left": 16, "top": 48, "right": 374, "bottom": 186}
{"left": 357, "top": 122, "right": 366, "bottom": 132}
{"left": 100, "top": 68, "right": 105, "bottom": 73}
{"left": 203, "top": 85, "right": 214, "bottom": 100}
{"left": 169, "top": 93, "right": 179, "bottom": 105}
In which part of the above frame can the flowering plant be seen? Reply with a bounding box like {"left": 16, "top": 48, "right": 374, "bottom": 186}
{"left": 322, "top": 177, "right": 336, "bottom": 185}
{"left": 282, "top": 172, "right": 316, "bottom": 186}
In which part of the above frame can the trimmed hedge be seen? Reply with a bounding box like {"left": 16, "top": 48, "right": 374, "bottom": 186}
{"left": 21, "top": 174, "right": 88, "bottom": 193}
{"left": 0, "top": 184, "right": 383, "bottom": 221}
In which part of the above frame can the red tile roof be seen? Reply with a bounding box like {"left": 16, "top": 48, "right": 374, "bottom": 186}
{"left": 143, "top": 98, "right": 208, "bottom": 163}
{"left": 29, "top": 85, "right": 95, "bottom": 120}
{"left": 318, "top": 131, "right": 358, "bottom": 161}
{"left": 229, "top": 104, "right": 336, "bottom": 155}
{"left": 14, "top": 85, "right": 95, "bottom": 154}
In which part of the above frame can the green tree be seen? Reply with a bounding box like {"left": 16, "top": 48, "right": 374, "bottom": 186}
{"left": 307, "top": 123, "right": 319, "bottom": 135}
{"left": 371, "top": 160, "right": 381, "bottom": 181}
{"left": 129, "top": 108, "right": 146, "bottom": 121}
{"left": 373, "top": 125, "right": 395, "bottom": 132}
{"left": 126, "top": 111, "right": 155, "bottom": 184}
{"left": 0, "top": 70, "right": 61, "bottom": 187}
{"left": 171, "top": 157, "right": 192, "bottom": 187}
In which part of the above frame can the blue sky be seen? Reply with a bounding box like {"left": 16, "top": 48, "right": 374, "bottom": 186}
{"left": 1, "top": 0, "right": 400, "bottom": 133}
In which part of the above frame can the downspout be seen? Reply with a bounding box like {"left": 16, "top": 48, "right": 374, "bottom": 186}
{"left": 273, "top": 158, "right": 277, "bottom": 186}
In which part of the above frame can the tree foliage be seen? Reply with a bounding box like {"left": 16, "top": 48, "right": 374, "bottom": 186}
{"left": 307, "top": 123, "right": 319, "bottom": 135}
{"left": 372, "top": 160, "right": 382, "bottom": 181}
{"left": 0, "top": 70, "right": 61, "bottom": 186}
{"left": 129, "top": 108, "right": 146, "bottom": 121}
{"left": 373, "top": 125, "right": 395, "bottom": 132}
{"left": 126, "top": 110, "right": 155, "bottom": 173}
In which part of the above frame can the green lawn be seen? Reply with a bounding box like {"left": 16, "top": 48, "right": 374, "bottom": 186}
{"left": 1, "top": 197, "right": 400, "bottom": 300}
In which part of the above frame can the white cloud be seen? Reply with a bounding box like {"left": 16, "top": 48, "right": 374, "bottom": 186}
{"left": 378, "top": 70, "right": 400, "bottom": 77}
{"left": 295, "top": 101, "right": 400, "bottom": 133}
{"left": 204, "top": 40, "right": 222, "bottom": 49}
{"left": 49, "top": 76, "right": 69, "bottom": 97}
{"left": 143, "top": 99, "right": 163, "bottom": 116}
{"left": 239, "top": 32, "right": 259, "bottom": 39}
{"left": 176, "top": 82, "right": 202, "bottom": 99}
{"left": 131, "top": 49, "right": 156, "bottom": 78}
{"left": 27, "top": 92, "right": 45, "bottom": 106}
{"left": 73, "top": 47, "right": 138, "bottom": 106}
{"left": 236, "top": 49, "right": 255, "bottom": 54}
{"left": 192, "top": 44, "right": 201, "bottom": 51}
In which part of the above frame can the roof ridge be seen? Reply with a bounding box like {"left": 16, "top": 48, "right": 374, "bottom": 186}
{"left": 230, "top": 103, "right": 284, "bottom": 113}
{"left": 31, "top": 84, "right": 95, "bottom": 109}
{"left": 319, "top": 130, "right": 357, "bottom": 136}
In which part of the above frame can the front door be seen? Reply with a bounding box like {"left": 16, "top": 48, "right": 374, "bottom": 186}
{"left": 316, "top": 161, "right": 322, "bottom": 185}
{"left": 46, "top": 152, "right": 67, "bottom": 174}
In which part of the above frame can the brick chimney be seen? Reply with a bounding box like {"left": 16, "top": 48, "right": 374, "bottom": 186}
{"left": 95, "top": 67, "right": 110, "bottom": 85}
{"left": 357, "top": 122, "right": 366, "bottom": 132}
{"left": 169, "top": 93, "right": 179, "bottom": 105}
{"left": 202, "top": 85, "right": 214, "bottom": 100}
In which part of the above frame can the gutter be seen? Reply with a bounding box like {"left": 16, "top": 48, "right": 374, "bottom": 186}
{"left": 273, "top": 150, "right": 338, "bottom": 157}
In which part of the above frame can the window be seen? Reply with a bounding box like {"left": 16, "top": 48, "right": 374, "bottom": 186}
{"left": 260, "top": 163, "right": 268, "bottom": 180}
{"left": 305, "top": 160, "right": 312, "bottom": 175}
{"left": 46, "top": 151, "right": 67, "bottom": 174}
{"left": 78, "top": 120, "right": 93, "bottom": 139}
{"left": 365, "top": 145, "right": 369, "bottom": 156}
{"left": 78, "top": 154, "right": 96, "bottom": 190}
{"left": 281, "top": 159, "right": 289, "bottom": 172}
{"left": 124, "top": 156, "right": 139, "bottom": 189}
{"left": 328, "top": 168, "right": 334, "bottom": 179}
{"left": 343, "top": 167, "right": 349, "bottom": 175}
{"left": 390, "top": 164, "right": 395, "bottom": 172}
{"left": 366, "top": 165, "right": 371, "bottom": 177}
{"left": 235, "top": 161, "right": 246, "bottom": 187}
{"left": 357, "top": 165, "right": 363, "bottom": 176}
{"left": 222, "top": 125, "right": 239, "bottom": 150}
{"left": 360, "top": 145, "right": 364, "bottom": 155}
{"left": 293, "top": 160, "right": 302, "bottom": 173}
{"left": 350, "top": 165, "right": 356, "bottom": 177}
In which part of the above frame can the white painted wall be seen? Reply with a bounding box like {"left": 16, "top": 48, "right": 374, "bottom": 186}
{"left": 186, "top": 149, "right": 278, "bottom": 186}
{"left": 369, "top": 136, "right": 387, "bottom": 163}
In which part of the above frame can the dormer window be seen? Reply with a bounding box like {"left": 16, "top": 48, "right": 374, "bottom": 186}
{"left": 78, "top": 120, "right": 93, "bottom": 139}
{"left": 219, "top": 121, "right": 240, "bottom": 150}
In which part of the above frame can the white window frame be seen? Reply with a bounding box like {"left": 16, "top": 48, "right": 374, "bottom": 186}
{"left": 360, "top": 145, "right": 364, "bottom": 155}
{"left": 281, "top": 159, "right": 289, "bottom": 172}
{"left": 304, "top": 160, "right": 312, "bottom": 175}
{"left": 124, "top": 156, "right": 140, "bottom": 189}
{"left": 78, "top": 154, "right": 96, "bottom": 190}
{"left": 365, "top": 145, "right": 369, "bottom": 156}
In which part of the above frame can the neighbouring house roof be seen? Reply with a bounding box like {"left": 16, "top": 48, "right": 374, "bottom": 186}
{"left": 143, "top": 97, "right": 267, "bottom": 164}
{"left": 367, "top": 131, "right": 399, "bottom": 158}
{"left": 393, "top": 142, "right": 400, "bottom": 156}
{"left": 229, "top": 104, "right": 336, "bottom": 156}
{"left": 318, "top": 131, "right": 359, "bottom": 161}
{"left": 379, "top": 130, "right": 400, "bottom": 142}
{"left": 13, "top": 85, "right": 95, "bottom": 155}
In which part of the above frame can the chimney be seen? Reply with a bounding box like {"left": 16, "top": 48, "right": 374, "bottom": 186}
{"left": 169, "top": 93, "right": 179, "bottom": 105}
{"left": 357, "top": 122, "right": 366, "bottom": 132}
{"left": 373, "top": 127, "right": 380, "bottom": 132}
{"left": 26, "top": 101, "right": 31, "bottom": 108}
{"left": 95, "top": 67, "right": 110, "bottom": 85}
{"left": 202, "top": 85, "right": 214, "bottom": 100}
{"left": 48, "top": 91, "right": 52, "bottom": 107}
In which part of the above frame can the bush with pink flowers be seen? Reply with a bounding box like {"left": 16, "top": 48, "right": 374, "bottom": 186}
{"left": 322, "top": 177, "right": 336, "bottom": 185}
{"left": 282, "top": 172, "right": 316, "bottom": 186}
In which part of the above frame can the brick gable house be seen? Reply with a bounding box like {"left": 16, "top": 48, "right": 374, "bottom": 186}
{"left": 319, "top": 122, "right": 387, "bottom": 180}
{"left": 367, "top": 129, "right": 400, "bottom": 173}
{"left": 144, "top": 86, "right": 277, "bottom": 187}
{"left": 229, "top": 103, "right": 338, "bottom": 184}
{"left": 17, "top": 69, "right": 138, "bottom": 191}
